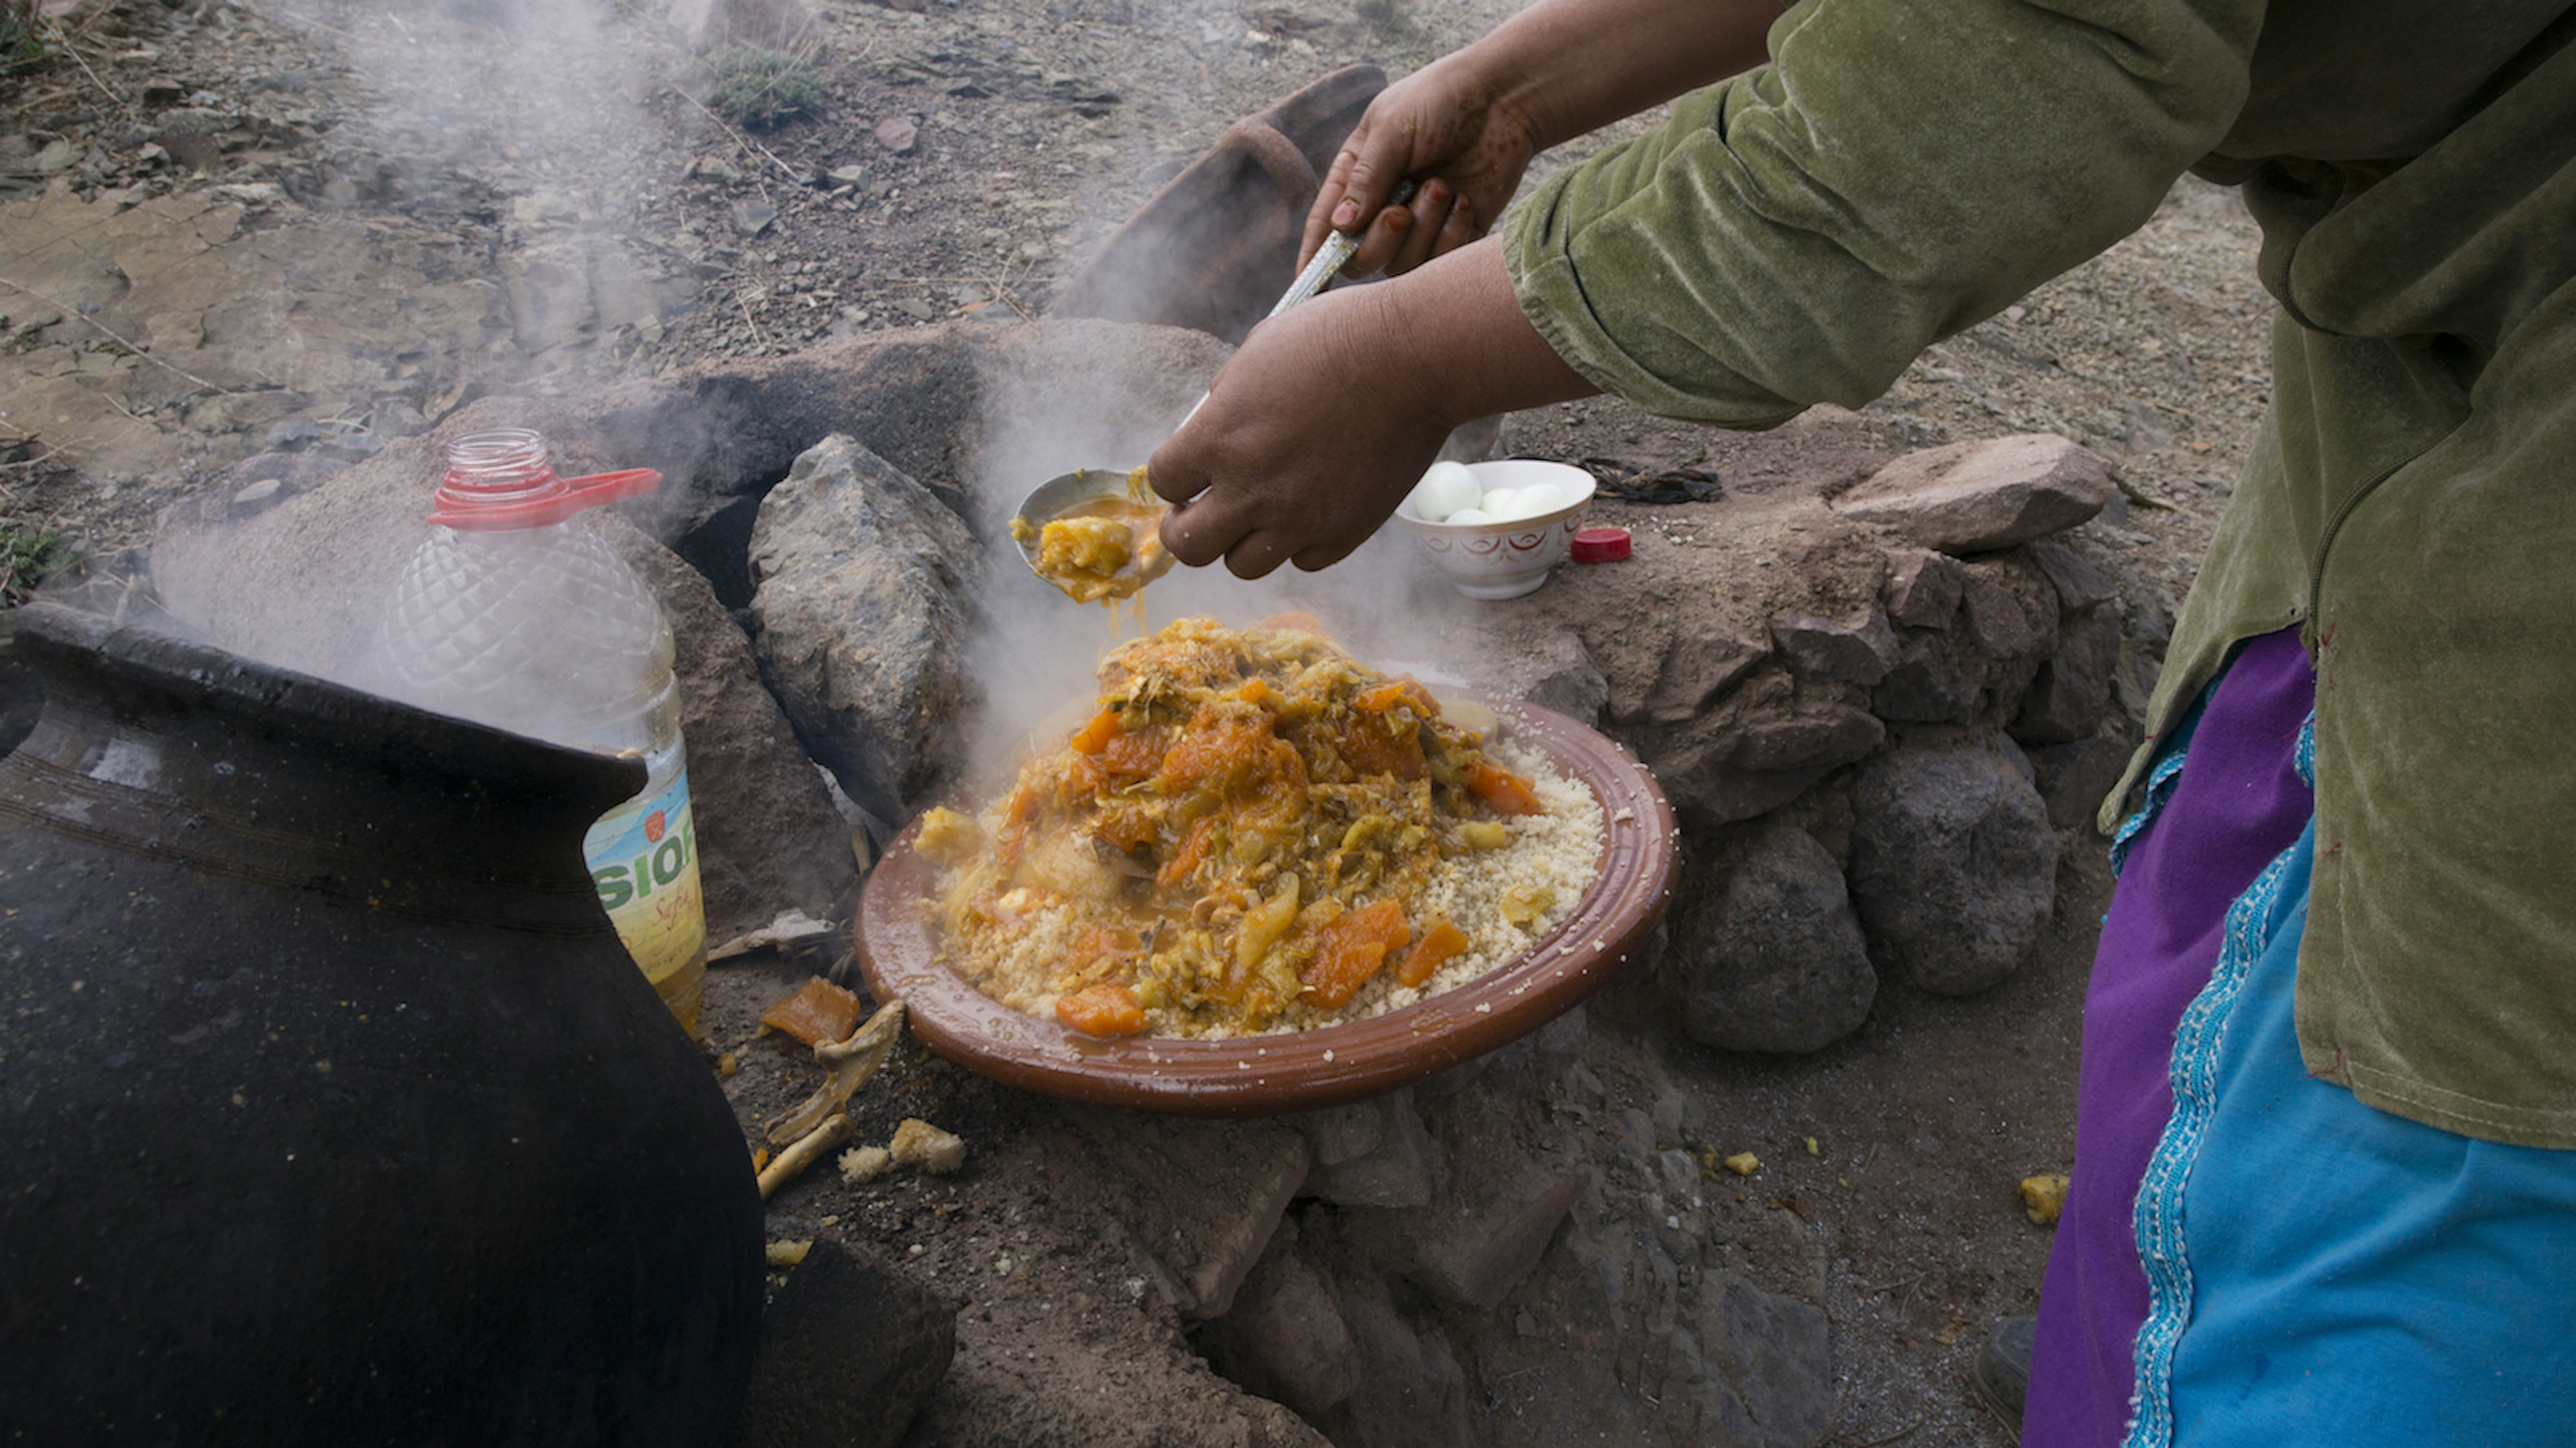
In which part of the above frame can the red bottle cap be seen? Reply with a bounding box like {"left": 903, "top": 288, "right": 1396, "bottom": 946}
{"left": 425, "top": 429, "right": 661, "bottom": 532}
{"left": 1571, "top": 526, "right": 1631, "bottom": 562}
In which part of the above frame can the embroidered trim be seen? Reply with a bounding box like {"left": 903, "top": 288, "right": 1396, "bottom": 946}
{"left": 2294, "top": 712, "right": 2316, "bottom": 788}
{"left": 2121, "top": 841, "right": 2302, "bottom": 1448}
{"left": 2108, "top": 743, "right": 2189, "bottom": 876}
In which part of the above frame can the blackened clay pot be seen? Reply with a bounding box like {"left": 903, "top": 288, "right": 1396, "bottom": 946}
{"left": 0, "top": 602, "right": 762, "bottom": 1446}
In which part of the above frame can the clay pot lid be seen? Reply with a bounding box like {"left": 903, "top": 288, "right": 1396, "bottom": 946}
{"left": 853, "top": 693, "right": 1678, "bottom": 1117}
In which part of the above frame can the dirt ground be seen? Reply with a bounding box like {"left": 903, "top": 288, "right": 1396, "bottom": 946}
{"left": 2, "top": 0, "right": 2275, "bottom": 1443}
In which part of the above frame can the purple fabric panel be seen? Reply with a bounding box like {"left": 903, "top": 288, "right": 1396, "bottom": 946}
{"left": 2021, "top": 628, "right": 2315, "bottom": 1448}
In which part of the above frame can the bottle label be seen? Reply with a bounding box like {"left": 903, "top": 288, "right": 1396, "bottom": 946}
{"left": 584, "top": 771, "right": 706, "bottom": 988}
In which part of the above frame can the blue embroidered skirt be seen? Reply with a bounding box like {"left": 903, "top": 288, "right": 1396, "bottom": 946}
{"left": 2025, "top": 628, "right": 2576, "bottom": 1447}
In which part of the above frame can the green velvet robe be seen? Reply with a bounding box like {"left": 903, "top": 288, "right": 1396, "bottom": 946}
{"left": 1507, "top": 0, "right": 2576, "bottom": 1145}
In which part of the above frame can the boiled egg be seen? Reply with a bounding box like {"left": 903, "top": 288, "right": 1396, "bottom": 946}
{"left": 1405, "top": 460, "right": 1481, "bottom": 522}
{"left": 1488, "top": 482, "right": 1567, "bottom": 521}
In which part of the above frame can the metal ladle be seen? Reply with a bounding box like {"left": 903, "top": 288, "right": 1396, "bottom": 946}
{"left": 1010, "top": 180, "right": 1418, "bottom": 577}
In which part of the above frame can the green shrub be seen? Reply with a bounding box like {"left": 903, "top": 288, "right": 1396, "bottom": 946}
{"left": 704, "top": 46, "right": 824, "bottom": 131}
{"left": 1, "top": 0, "right": 50, "bottom": 74}
{"left": 1, "top": 527, "right": 67, "bottom": 607}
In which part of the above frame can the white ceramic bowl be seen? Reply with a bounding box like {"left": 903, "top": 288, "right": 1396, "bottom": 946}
{"left": 1392, "top": 460, "right": 1598, "bottom": 600}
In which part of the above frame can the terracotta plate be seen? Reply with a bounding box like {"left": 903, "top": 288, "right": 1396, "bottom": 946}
{"left": 853, "top": 694, "right": 1677, "bottom": 1117}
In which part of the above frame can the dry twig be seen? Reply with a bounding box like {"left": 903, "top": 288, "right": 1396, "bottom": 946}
{"left": 733, "top": 285, "right": 771, "bottom": 346}
{"left": 56, "top": 34, "right": 125, "bottom": 111}
{"left": 669, "top": 85, "right": 806, "bottom": 185}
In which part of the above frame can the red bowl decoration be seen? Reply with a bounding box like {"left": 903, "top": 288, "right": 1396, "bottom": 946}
{"left": 853, "top": 694, "right": 1678, "bottom": 1116}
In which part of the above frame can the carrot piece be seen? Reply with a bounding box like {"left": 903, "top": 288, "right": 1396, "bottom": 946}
{"left": 1056, "top": 982, "right": 1151, "bottom": 1037}
{"left": 1069, "top": 709, "right": 1122, "bottom": 755}
{"left": 758, "top": 976, "right": 864, "bottom": 1047}
{"left": 1236, "top": 678, "right": 1273, "bottom": 706}
{"left": 1352, "top": 678, "right": 1435, "bottom": 715}
{"left": 1260, "top": 610, "right": 1326, "bottom": 635}
{"left": 1395, "top": 919, "right": 1470, "bottom": 988}
{"left": 1301, "top": 899, "right": 1409, "bottom": 1009}
{"left": 1466, "top": 758, "right": 1543, "bottom": 816}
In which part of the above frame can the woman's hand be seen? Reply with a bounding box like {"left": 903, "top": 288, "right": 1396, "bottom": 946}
{"left": 1149, "top": 284, "right": 1454, "bottom": 577}
{"left": 1151, "top": 238, "right": 1598, "bottom": 578}
{"left": 1299, "top": 0, "right": 1778, "bottom": 278}
{"left": 1301, "top": 56, "right": 1545, "bottom": 280}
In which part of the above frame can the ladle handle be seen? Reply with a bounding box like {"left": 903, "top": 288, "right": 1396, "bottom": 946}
{"left": 1267, "top": 178, "right": 1419, "bottom": 319}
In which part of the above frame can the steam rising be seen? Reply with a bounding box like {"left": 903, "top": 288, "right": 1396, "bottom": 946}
{"left": 959, "top": 339, "right": 1493, "bottom": 792}
{"left": 114, "top": 0, "right": 1514, "bottom": 814}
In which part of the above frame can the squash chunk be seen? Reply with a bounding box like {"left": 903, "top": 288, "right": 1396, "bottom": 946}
{"left": 1395, "top": 918, "right": 1470, "bottom": 988}
{"left": 1236, "top": 874, "right": 1303, "bottom": 976}
{"left": 1301, "top": 899, "right": 1409, "bottom": 1008}
{"left": 1159, "top": 815, "right": 1220, "bottom": 889}
{"left": 1069, "top": 709, "right": 1122, "bottom": 755}
{"left": 1057, "top": 982, "right": 1151, "bottom": 1037}
{"left": 1159, "top": 713, "right": 1274, "bottom": 791}
{"left": 759, "top": 976, "right": 864, "bottom": 1046}
{"left": 1466, "top": 759, "right": 1543, "bottom": 816}
{"left": 1099, "top": 727, "right": 1167, "bottom": 776}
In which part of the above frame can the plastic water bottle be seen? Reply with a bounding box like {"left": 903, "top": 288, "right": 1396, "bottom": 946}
{"left": 362, "top": 429, "right": 709, "bottom": 1033}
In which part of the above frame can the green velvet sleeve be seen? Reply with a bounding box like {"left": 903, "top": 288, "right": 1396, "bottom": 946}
{"left": 1505, "top": 0, "right": 2265, "bottom": 426}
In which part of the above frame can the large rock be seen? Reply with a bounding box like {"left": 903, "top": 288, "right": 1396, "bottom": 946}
{"left": 1509, "top": 628, "right": 1609, "bottom": 724}
{"left": 1959, "top": 554, "right": 2060, "bottom": 720}
{"left": 1846, "top": 736, "right": 2057, "bottom": 995}
{"left": 1831, "top": 433, "right": 2113, "bottom": 554}
{"left": 2012, "top": 605, "right": 2121, "bottom": 746}
{"left": 1060, "top": 1108, "right": 1312, "bottom": 1321}
{"left": 1961, "top": 572, "right": 2041, "bottom": 659}
{"left": 1316, "top": 1272, "right": 1473, "bottom": 1448}
{"left": 2029, "top": 725, "right": 2137, "bottom": 831}
{"left": 1676, "top": 823, "right": 1877, "bottom": 1054}
{"left": 1872, "top": 631, "right": 1988, "bottom": 725}
{"left": 1376, "top": 1165, "right": 1594, "bottom": 1311}
{"left": 1770, "top": 609, "right": 1898, "bottom": 686}
{"left": 1881, "top": 548, "right": 1964, "bottom": 627}
{"left": 602, "top": 517, "right": 856, "bottom": 941}
{"left": 1697, "top": 1277, "right": 1837, "bottom": 1448}
{"left": 1294, "top": 1090, "right": 1440, "bottom": 1209}
{"left": 1644, "top": 628, "right": 1767, "bottom": 723}
{"left": 2026, "top": 537, "right": 2119, "bottom": 611}
{"left": 1198, "top": 1243, "right": 1364, "bottom": 1421}
{"left": 735, "top": 1242, "right": 954, "bottom": 1448}
{"left": 1648, "top": 696, "right": 1886, "bottom": 831}
{"left": 749, "top": 435, "right": 980, "bottom": 824}
{"left": 0, "top": 613, "right": 44, "bottom": 759}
